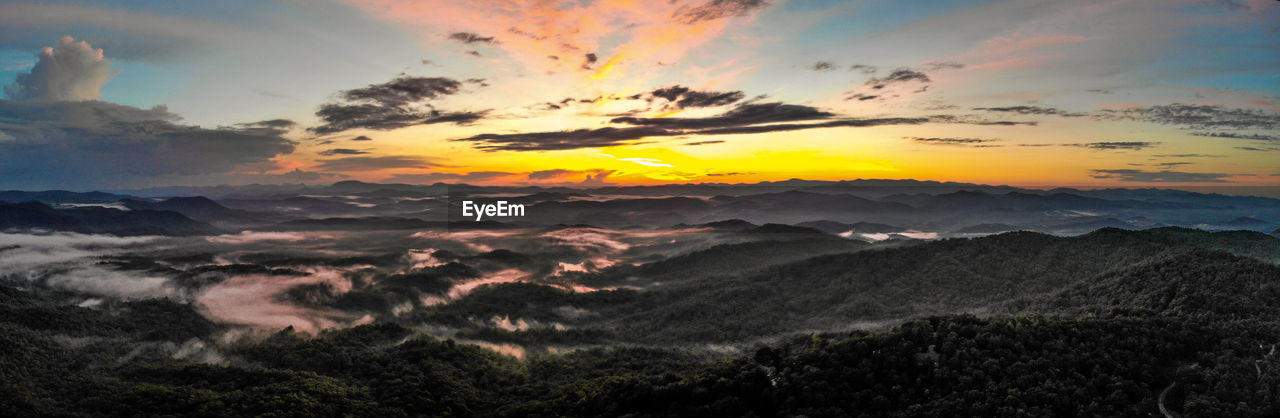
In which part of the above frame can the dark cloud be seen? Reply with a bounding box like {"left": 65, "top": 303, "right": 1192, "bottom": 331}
{"left": 452, "top": 100, "right": 1036, "bottom": 151}
{"left": 318, "top": 148, "right": 369, "bottom": 156}
{"left": 352, "top": 135, "right": 373, "bottom": 141}
{"left": 583, "top": 53, "right": 598, "bottom": 69}
{"left": 1088, "top": 169, "right": 1230, "bottom": 183}
{"left": 448, "top": 32, "right": 497, "bottom": 44}
{"left": 908, "top": 137, "right": 998, "bottom": 146}
{"left": 611, "top": 102, "right": 834, "bottom": 129}
{"left": 848, "top": 64, "right": 877, "bottom": 74}
{"left": 465, "top": 78, "right": 489, "bottom": 87}
{"left": 312, "top": 105, "right": 485, "bottom": 134}
{"left": 466, "top": 50, "right": 482, "bottom": 57}
{"left": 865, "top": 68, "right": 930, "bottom": 89}
{"left": 311, "top": 156, "right": 441, "bottom": 172}
{"left": 1067, "top": 141, "right": 1159, "bottom": 150}
{"left": 338, "top": 76, "right": 461, "bottom": 106}
{"left": 1099, "top": 103, "right": 1280, "bottom": 130}
{"left": 310, "top": 76, "right": 486, "bottom": 134}
{"left": 453, "top": 127, "right": 667, "bottom": 151}
{"left": 642, "top": 85, "right": 746, "bottom": 109}
{"left": 1190, "top": 131, "right": 1279, "bottom": 142}
{"left": 846, "top": 93, "right": 879, "bottom": 101}
{"left": 1236, "top": 146, "right": 1280, "bottom": 152}
{"left": 973, "top": 105, "right": 1087, "bottom": 117}
{"left": 684, "top": 140, "right": 725, "bottom": 146}
{"left": 0, "top": 100, "right": 295, "bottom": 189}
{"left": 672, "top": 0, "right": 772, "bottom": 24}
{"left": 240, "top": 119, "right": 296, "bottom": 129}
{"left": 808, "top": 61, "right": 836, "bottom": 71}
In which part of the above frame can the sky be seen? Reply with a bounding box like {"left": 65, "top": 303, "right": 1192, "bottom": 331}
{"left": 0, "top": 0, "right": 1277, "bottom": 192}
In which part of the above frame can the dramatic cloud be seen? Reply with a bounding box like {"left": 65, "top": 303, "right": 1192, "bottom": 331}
{"left": 352, "top": 135, "right": 374, "bottom": 141}
{"left": 311, "top": 155, "right": 441, "bottom": 171}
{"left": 638, "top": 85, "right": 746, "bottom": 109}
{"left": 448, "top": 32, "right": 496, "bottom": 44}
{"left": 310, "top": 76, "right": 486, "bottom": 134}
{"left": 865, "top": 68, "right": 930, "bottom": 90}
{"left": 1089, "top": 169, "right": 1230, "bottom": 183}
{"left": 973, "top": 106, "right": 1087, "bottom": 117}
{"left": 1191, "top": 131, "right": 1279, "bottom": 142}
{"left": 318, "top": 148, "right": 370, "bottom": 156}
{"left": 453, "top": 100, "right": 1031, "bottom": 151}
{"left": 4, "top": 36, "right": 113, "bottom": 101}
{"left": 1100, "top": 103, "right": 1280, "bottom": 130}
{"left": 0, "top": 100, "right": 296, "bottom": 189}
{"left": 672, "top": 0, "right": 772, "bottom": 24}
{"left": 611, "top": 102, "right": 834, "bottom": 129}
{"left": 1068, "top": 141, "right": 1159, "bottom": 150}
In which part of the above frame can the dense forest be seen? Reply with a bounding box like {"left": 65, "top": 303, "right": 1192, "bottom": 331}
{"left": 3, "top": 227, "right": 1280, "bottom": 416}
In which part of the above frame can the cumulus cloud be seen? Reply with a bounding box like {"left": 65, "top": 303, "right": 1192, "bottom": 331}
{"left": 4, "top": 36, "right": 114, "bottom": 101}
{"left": 310, "top": 76, "right": 487, "bottom": 134}
{"left": 973, "top": 105, "right": 1087, "bottom": 117}
{"left": 1089, "top": 168, "right": 1230, "bottom": 182}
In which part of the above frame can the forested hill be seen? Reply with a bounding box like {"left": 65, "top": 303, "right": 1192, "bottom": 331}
{"left": 3, "top": 226, "right": 1280, "bottom": 416}
{"left": 573, "top": 227, "right": 1280, "bottom": 343}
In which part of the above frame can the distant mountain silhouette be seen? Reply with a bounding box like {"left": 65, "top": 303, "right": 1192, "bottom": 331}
{"left": 0, "top": 201, "right": 219, "bottom": 236}
{"left": 122, "top": 196, "right": 280, "bottom": 227}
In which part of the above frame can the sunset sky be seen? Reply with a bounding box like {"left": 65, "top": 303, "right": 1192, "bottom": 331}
{"left": 0, "top": 0, "right": 1277, "bottom": 192}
